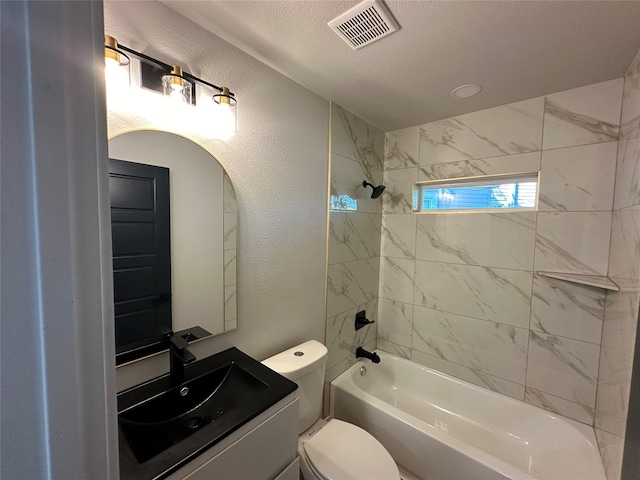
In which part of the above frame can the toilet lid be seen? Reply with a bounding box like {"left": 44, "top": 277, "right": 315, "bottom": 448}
{"left": 303, "top": 419, "right": 400, "bottom": 480}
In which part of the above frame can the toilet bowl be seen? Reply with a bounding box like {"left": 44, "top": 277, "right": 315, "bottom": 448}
{"left": 299, "top": 418, "right": 399, "bottom": 480}
{"left": 262, "top": 340, "right": 400, "bottom": 480}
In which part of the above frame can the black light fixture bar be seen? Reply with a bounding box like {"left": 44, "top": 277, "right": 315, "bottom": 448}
{"left": 116, "top": 43, "right": 235, "bottom": 98}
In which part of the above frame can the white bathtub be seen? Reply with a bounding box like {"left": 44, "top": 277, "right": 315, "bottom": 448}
{"left": 330, "top": 351, "right": 605, "bottom": 480}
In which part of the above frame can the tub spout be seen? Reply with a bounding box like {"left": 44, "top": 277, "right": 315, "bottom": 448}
{"left": 356, "top": 346, "right": 380, "bottom": 364}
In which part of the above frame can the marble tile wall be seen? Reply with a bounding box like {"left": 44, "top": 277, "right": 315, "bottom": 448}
{"left": 379, "top": 79, "right": 625, "bottom": 434}
{"left": 595, "top": 52, "right": 640, "bottom": 480}
{"left": 223, "top": 172, "right": 238, "bottom": 330}
{"left": 326, "top": 104, "right": 384, "bottom": 400}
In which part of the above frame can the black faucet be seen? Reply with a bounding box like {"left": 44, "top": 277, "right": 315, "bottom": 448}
{"left": 356, "top": 346, "right": 380, "bottom": 364}
{"left": 165, "top": 331, "right": 196, "bottom": 382}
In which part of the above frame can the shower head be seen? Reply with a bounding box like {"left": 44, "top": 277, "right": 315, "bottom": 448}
{"left": 363, "top": 180, "right": 386, "bottom": 199}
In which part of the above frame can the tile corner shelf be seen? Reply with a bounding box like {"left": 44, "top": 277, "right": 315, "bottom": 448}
{"left": 537, "top": 271, "right": 620, "bottom": 292}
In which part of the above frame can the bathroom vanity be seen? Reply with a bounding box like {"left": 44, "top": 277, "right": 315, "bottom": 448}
{"left": 117, "top": 347, "right": 299, "bottom": 480}
{"left": 166, "top": 394, "right": 299, "bottom": 480}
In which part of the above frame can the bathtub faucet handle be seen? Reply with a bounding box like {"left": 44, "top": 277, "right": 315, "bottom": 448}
{"left": 355, "top": 310, "right": 375, "bottom": 331}
{"left": 356, "top": 346, "right": 380, "bottom": 364}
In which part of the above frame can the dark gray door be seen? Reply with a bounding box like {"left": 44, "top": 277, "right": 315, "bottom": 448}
{"left": 109, "top": 158, "right": 171, "bottom": 365}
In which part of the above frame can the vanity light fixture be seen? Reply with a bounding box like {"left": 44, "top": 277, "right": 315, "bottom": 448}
{"left": 103, "top": 35, "right": 237, "bottom": 130}
{"left": 212, "top": 86, "right": 236, "bottom": 107}
{"left": 104, "top": 35, "right": 130, "bottom": 67}
{"left": 162, "top": 65, "right": 192, "bottom": 104}
{"left": 104, "top": 35, "right": 130, "bottom": 86}
{"left": 212, "top": 86, "right": 237, "bottom": 132}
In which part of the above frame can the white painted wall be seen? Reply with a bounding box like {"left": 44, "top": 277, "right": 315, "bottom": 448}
{"left": 105, "top": 0, "right": 330, "bottom": 391}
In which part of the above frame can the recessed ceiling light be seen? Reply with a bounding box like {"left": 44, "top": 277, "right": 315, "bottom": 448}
{"left": 450, "top": 84, "right": 482, "bottom": 99}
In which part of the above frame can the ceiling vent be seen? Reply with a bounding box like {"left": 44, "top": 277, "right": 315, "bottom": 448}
{"left": 328, "top": 0, "right": 400, "bottom": 50}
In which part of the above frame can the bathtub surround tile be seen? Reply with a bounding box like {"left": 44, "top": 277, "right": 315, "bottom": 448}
{"left": 329, "top": 212, "right": 381, "bottom": 264}
{"left": 418, "top": 152, "right": 541, "bottom": 182}
{"left": 621, "top": 73, "right": 640, "bottom": 140}
{"left": 592, "top": 62, "right": 640, "bottom": 478}
{"left": 379, "top": 257, "right": 415, "bottom": 305}
{"left": 595, "top": 345, "right": 634, "bottom": 437}
{"left": 414, "top": 261, "right": 532, "bottom": 328}
{"left": 412, "top": 306, "right": 528, "bottom": 384}
{"left": 594, "top": 429, "right": 624, "bottom": 480}
{"left": 327, "top": 105, "right": 384, "bottom": 390}
{"left": 377, "top": 298, "right": 413, "bottom": 347}
{"left": 331, "top": 153, "right": 383, "bottom": 214}
{"left": 327, "top": 258, "right": 380, "bottom": 317}
{"left": 606, "top": 210, "right": 640, "bottom": 289}
{"left": 415, "top": 212, "right": 536, "bottom": 270}
{"left": 382, "top": 167, "right": 418, "bottom": 214}
{"left": 376, "top": 339, "right": 411, "bottom": 359}
{"left": 542, "top": 79, "right": 623, "bottom": 150}
{"left": 601, "top": 290, "right": 640, "bottom": 352}
{"left": 410, "top": 348, "right": 525, "bottom": 400}
{"left": 538, "top": 142, "right": 617, "bottom": 212}
{"left": 381, "top": 214, "right": 416, "bottom": 260}
{"left": 384, "top": 127, "right": 420, "bottom": 170}
{"left": 534, "top": 212, "right": 612, "bottom": 276}
{"left": 525, "top": 388, "right": 595, "bottom": 425}
{"left": 530, "top": 275, "right": 605, "bottom": 345}
{"left": 526, "top": 331, "right": 600, "bottom": 408}
{"left": 332, "top": 104, "right": 384, "bottom": 170}
{"left": 419, "top": 98, "right": 544, "bottom": 165}
{"left": 613, "top": 138, "right": 640, "bottom": 210}
{"left": 597, "top": 272, "right": 639, "bottom": 440}
{"left": 326, "top": 299, "right": 378, "bottom": 369}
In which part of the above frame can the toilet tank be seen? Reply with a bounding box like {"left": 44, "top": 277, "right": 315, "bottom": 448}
{"left": 262, "top": 340, "right": 327, "bottom": 434}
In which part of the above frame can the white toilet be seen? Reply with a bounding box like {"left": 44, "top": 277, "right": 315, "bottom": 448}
{"left": 263, "top": 340, "right": 400, "bottom": 480}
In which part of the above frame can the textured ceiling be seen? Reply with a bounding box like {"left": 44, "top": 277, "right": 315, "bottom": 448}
{"left": 162, "top": 0, "right": 640, "bottom": 132}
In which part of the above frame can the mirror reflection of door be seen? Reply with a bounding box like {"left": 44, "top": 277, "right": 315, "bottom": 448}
{"left": 108, "top": 130, "right": 237, "bottom": 366}
{"left": 109, "top": 158, "right": 172, "bottom": 365}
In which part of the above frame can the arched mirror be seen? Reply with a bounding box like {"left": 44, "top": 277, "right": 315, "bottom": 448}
{"left": 108, "top": 130, "right": 237, "bottom": 365}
